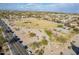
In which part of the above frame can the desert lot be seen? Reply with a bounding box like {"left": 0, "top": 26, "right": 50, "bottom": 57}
{"left": 3, "top": 16, "right": 79, "bottom": 55}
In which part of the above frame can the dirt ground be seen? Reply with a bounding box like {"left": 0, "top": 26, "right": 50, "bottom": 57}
{"left": 3, "top": 18, "right": 79, "bottom": 55}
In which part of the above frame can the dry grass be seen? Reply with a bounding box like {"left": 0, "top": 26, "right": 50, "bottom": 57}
{"left": 15, "top": 18, "right": 58, "bottom": 29}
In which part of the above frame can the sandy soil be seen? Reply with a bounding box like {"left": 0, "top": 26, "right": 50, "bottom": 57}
{"left": 3, "top": 18, "right": 79, "bottom": 55}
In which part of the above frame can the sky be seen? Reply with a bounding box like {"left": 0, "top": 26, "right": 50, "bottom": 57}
{"left": 0, "top": 3, "right": 79, "bottom": 13}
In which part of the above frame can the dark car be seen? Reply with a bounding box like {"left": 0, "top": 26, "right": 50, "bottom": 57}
{"left": 24, "top": 45, "right": 28, "bottom": 49}
{"left": 0, "top": 52, "right": 5, "bottom": 55}
{"left": 19, "top": 41, "right": 23, "bottom": 43}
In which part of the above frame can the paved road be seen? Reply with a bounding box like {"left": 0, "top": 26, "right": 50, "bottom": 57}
{"left": 0, "top": 19, "right": 29, "bottom": 55}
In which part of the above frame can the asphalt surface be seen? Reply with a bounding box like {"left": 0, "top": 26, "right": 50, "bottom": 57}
{"left": 0, "top": 19, "right": 29, "bottom": 55}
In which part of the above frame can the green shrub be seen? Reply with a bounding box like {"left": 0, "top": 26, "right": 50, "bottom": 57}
{"left": 56, "top": 35, "right": 68, "bottom": 43}
{"left": 57, "top": 24, "right": 64, "bottom": 28}
{"left": 73, "top": 28, "right": 79, "bottom": 33}
{"left": 39, "top": 39, "right": 48, "bottom": 45}
{"left": 29, "top": 32, "right": 36, "bottom": 37}
{"left": 31, "top": 42, "right": 40, "bottom": 49}
{"left": 35, "top": 49, "right": 44, "bottom": 55}
{"left": 45, "top": 30, "right": 52, "bottom": 37}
